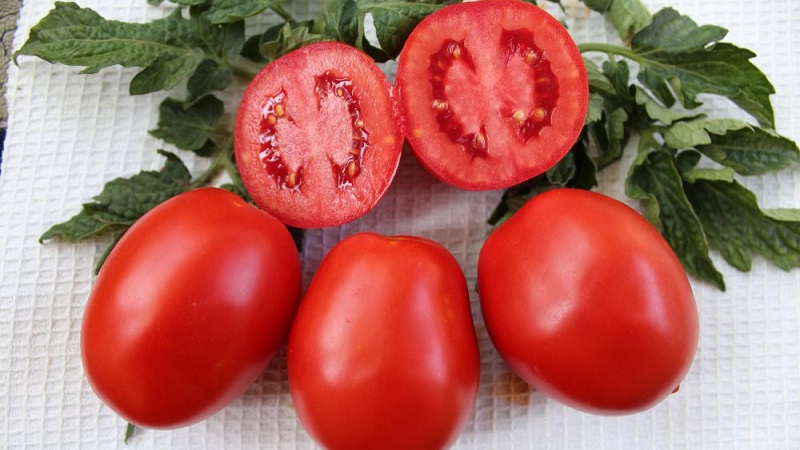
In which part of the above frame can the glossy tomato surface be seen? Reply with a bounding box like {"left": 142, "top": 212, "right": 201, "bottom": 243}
{"left": 478, "top": 189, "right": 699, "bottom": 415}
{"left": 288, "top": 233, "right": 480, "bottom": 450}
{"left": 235, "top": 42, "right": 403, "bottom": 228}
{"left": 81, "top": 188, "right": 302, "bottom": 429}
{"left": 396, "top": 0, "right": 588, "bottom": 191}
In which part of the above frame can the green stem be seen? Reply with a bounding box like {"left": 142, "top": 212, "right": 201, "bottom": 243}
{"left": 124, "top": 423, "right": 136, "bottom": 444}
{"left": 228, "top": 61, "right": 259, "bottom": 81}
{"left": 270, "top": 3, "right": 294, "bottom": 22}
{"left": 579, "top": 42, "right": 641, "bottom": 62}
{"left": 189, "top": 137, "right": 234, "bottom": 189}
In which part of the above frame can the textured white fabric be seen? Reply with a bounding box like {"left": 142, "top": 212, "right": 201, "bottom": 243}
{"left": 2, "top": 0, "right": 798, "bottom": 448}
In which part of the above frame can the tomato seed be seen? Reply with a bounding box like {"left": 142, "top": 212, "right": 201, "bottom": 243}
{"left": 512, "top": 110, "right": 527, "bottom": 125}
{"left": 286, "top": 172, "right": 299, "bottom": 188}
{"left": 474, "top": 130, "right": 488, "bottom": 153}
{"left": 346, "top": 161, "right": 358, "bottom": 178}
{"left": 523, "top": 49, "right": 540, "bottom": 66}
{"left": 449, "top": 44, "right": 462, "bottom": 59}
{"left": 532, "top": 107, "right": 547, "bottom": 122}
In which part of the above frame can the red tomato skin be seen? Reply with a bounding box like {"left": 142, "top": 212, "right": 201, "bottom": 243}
{"left": 478, "top": 189, "right": 699, "bottom": 415}
{"left": 235, "top": 42, "right": 403, "bottom": 228}
{"left": 81, "top": 187, "right": 302, "bottom": 429}
{"left": 288, "top": 233, "right": 480, "bottom": 450}
{"left": 396, "top": 0, "right": 588, "bottom": 191}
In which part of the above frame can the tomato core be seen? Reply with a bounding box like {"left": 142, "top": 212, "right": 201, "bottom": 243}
{"left": 428, "top": 29, "right": 560, "bottom": 160}
{"left": 258, "top": 72, "right": 372, "bottom": 191}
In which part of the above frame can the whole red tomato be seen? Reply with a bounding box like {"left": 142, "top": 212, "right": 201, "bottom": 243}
{"left": 81, "top": 187, "right": 302, "bottom": 429}
{"left": 288, "top": 233, "right": 480, "bottom": 450}
{"left": 478, "top": 188, "right": 699, "bottom": 415}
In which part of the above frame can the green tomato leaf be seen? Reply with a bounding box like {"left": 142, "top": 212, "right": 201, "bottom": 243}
{"left": 40, "top": 151, "right": 192, "bottom": 243}
{"left": 315, "top": 0, "right": 457, "bottom": 62}
{"left": 625, "top": 147, "right": 725, "bottom": 290}
{"left": 601, "top": 59, "right": 634, "bottom": 111}
{"left": 258, "top": 21, "right": 333, "bottom": 62}
{"left": 186, "top": 59, "right": 233, "bottom": 100}
{"left": 675, "top": 149, "right": 736, "bottom": 183}
{"left": 694, "top": 126, "right": 800, "bottom": 176}
{"left": 763, "top": 209, "right": 800, "bottom": 222}
{"left": 169, "top": 0, "right": 209, "bottom": 5}
{"left": 200, "top": 0, "right": 280, "bottom": 24}
{"left": 15, "top": 2, "right": 244, "bottom": 94}
{"left": 631, "top": 7, "right": 728, "bottom": 54}
{"left": 367, "top": 0, "right": 458, "bottom": 60}
{"left": 160, "top": 0, "right": 285, "bottom": 23}
{"left": 546, "top": 133, "right": 598, "bottom": 190}
{"left": 588, "top": 107, "right": 629, "bottom": 169}
{"left": 634, "top": 87, "right": 704, "bottom": 126}
{"left": 585, "top": 58, "right": 617, "bottom": 98}
{"left": 630, "top": 8, "right": 775, "bottom": 128}
{"left": 585, "top": 93, "right": 605, "bottom": 125}
{"left": 582, "top": 0, "right": 651, "bottom": 39}
{"left": 684, "top": 175, "right": 800, "bottom": 272}
{"left": 149, "top": 95, "right": 225, "bottom": 153}
{"left": 663, "top": 118, "right": 751, "bottom": 149}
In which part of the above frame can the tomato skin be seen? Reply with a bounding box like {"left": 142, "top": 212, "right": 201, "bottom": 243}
{"left": 288, "top": 233, "right": 480, "bottom": 450}
{"left": 478, "top": 189, "right": 699, "bottom": 415}
{"left": 81, "top": 187, "right": 302, "bottom": 429}
{"left": 396, "top": 0, "right": 588, "bottom": 191}
{"left": 235, "top": 42, "right": 403, "bottom": 228}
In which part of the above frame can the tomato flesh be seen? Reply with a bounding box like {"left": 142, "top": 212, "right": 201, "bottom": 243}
{"left": 235, "top": 42, "right": 402, "bottom": 228}
{"left": 396, "top": 0, "right": 588, "bottom": 190}
{"left": 288, "top": 233, "right": 480, "bottom": 449}
{"left": 478, "top": 189, "right": 699, "bottom": 415}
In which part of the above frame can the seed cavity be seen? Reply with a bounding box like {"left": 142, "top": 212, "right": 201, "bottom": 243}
{"left": 315, "top": 71, "right": 371, "bottom": 188}
{"left": 429, "top": 39, "right": 487, "bottom": 158}
{"left": 502, "top": 29, "right": 558, "bottom": 142}
{"left": 258, "top": 89, "right": 302, "bottom": 190}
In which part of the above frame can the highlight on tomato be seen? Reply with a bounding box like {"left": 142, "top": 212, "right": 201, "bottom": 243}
{"left": 235, "top": 42, "right": 403, "bottom": 228}
{"left": 81, "top": 187, "right": 302, "bottom": 429}
{"left": 288, "top": 233, "right": 480, "bottom": 450}
{"left": 395, "top": 0, "right": 588, "bottom": 191}
{"left": 478, "top": 188, "right": 699, "bottom": 415}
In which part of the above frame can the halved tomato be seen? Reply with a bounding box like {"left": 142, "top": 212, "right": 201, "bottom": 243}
{"left": 235, "top": 42, "right": 403, "bottom": 228}
{"left": 395, "top": 0, "right": 588, "bottom": 191}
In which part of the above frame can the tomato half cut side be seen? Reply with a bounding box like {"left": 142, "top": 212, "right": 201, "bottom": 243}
{"left": 395, "top": 0, "right": 588, "bottom": 191}
{"left": 235, "top": 42, "right": 403, "bottom": 228}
